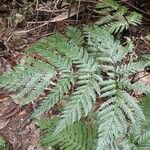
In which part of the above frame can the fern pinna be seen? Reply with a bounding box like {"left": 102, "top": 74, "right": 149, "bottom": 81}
{"left": 0, "top": 26, "right": 150, "bottom": 149}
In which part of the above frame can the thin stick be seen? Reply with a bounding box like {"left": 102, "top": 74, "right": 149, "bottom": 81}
{"left": 132, "top": 73, "right": 150, "bottom": 83}
{"left": 121, "top": 1, "right": 150, "bottom": 17}
{"left": 14, "top": 5, "right": 85, "bottom": 34}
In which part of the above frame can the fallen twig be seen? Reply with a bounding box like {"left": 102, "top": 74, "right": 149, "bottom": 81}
{"left": 14, "top": 5, "right": 85, "bottom": 34}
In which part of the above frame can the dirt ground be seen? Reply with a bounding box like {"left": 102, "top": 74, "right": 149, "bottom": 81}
{"left": 0, "top": 0, "right": 150, "bottom": 150}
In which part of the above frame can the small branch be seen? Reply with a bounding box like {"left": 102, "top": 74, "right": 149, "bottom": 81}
{"left": 132, "top": 73, "right": 150, "bottom": 83}
{"left": 131, "top": 70, "right": 150, "bottom": 83}
{"left": 14, "top": 5, "right": 85, "bottom": 34}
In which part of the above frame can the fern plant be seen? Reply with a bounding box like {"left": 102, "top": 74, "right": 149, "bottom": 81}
{"left": 95, "top": 0, "right": 142, "bottom": 33}
{"left": 0, "top": 26, "right": 150, "bottom": 149}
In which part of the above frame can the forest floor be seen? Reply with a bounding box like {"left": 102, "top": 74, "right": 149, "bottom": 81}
{"left": 0, "top": 0, "right": 150, "bottom": 150}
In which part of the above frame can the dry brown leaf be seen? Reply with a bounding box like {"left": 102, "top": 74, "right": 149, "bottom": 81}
{"left": 14, "top": 5, "right": 85, "bottom": 34}
{"left": 50, "top": 5, "right": 85, "bottom": 22}
{"left": 0, "top": 119, "right": 10, "bottom": 129}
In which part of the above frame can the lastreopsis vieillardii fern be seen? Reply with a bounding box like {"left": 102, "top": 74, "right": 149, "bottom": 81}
{"left": 0, "top": 26, "right": 150, "bottom": 150}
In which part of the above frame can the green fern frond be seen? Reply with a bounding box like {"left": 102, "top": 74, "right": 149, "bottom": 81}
{"left": 96, "top": 0, "right": 142, "bottom": 33}
{"left": 84, "top": 25, "right": 134, "bottom": 63}
{"left": 131, "top": 82, "right": 150, "bottom": 94}
{"left": 119, "top": 91, "right": 145, "bottom": 121}
{"left": 55, "top": 72, "right": 101, "bottom": 133}
{"left": 0, "top": 59, "right": 56, "bottom": 105}
{"left": 38, "top": 119, "right": 97, "bottom": 150}
{"left": 33, "top": 74, "right": 74, "bottom": 116}
{"left": 97, "top": 90, "right": 145, "bottom": 150}
{"left": 97, "top": 98, "right": 127, "bottom": 150}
